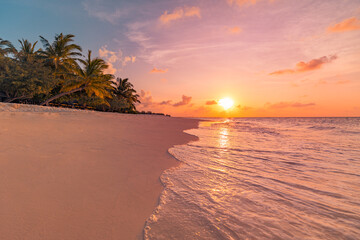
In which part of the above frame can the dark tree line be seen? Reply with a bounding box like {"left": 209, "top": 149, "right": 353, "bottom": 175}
{"left": 0, "top": 34, "right": 140, "bottom": 113}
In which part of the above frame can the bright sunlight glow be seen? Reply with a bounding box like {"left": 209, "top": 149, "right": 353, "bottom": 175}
{"left": 218, "top": 98, "right": 234, "bottom": 110}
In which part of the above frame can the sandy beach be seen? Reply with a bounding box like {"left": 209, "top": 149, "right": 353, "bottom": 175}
{"left": 0, "top": 103, "right": 199, "bottom": 239}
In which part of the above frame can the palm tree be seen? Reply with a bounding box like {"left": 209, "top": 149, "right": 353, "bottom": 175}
{"left": 17, "top": 39, "right": 39, "bottom": 61}
{"left": 0, "top": 38, "right": 15, "bottom": 57}
{"left": 41, "top": 50, "right": 114, "bottom": 106}
{"left": 38, "top": 33, "right": 82, "bottom": 72}
{"left": 114, "top": 78, "right": 140, "bottom": 111}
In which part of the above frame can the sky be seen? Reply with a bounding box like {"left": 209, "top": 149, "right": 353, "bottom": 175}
{"left": 1, "top": 0, "right": 360, "bottom": 117}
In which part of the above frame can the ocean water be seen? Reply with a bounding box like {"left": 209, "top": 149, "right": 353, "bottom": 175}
{"left": 144, "top": 118, "right": 360, "bottom": 240}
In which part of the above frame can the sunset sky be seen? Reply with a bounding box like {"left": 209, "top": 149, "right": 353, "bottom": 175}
{"left": 1, "top": 0, "right": 360, "bottom": 117}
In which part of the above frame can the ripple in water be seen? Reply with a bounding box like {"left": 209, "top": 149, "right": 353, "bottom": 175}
{"left": 144, "top": 118, "right": 360, "bottom": 239}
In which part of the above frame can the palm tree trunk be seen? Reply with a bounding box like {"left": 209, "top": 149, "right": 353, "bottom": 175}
{"left": 4, "top": 95, "right": 28, "bottom": 103}
{"left": 40, "top": 87, "right": 84, "bottom": 106}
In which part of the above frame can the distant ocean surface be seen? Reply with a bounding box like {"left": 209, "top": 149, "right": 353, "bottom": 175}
{"left": 144, "top": 118, "right": 360, "bottom": 239}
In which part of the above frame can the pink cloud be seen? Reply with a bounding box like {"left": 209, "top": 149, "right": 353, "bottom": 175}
{"left": 270, "top": 55, "right": 337, "bottom": 75}
{"left": 226, "top": 0, "right": 274, "bottom": 7}
{"left": 327, "top": 17, "right": 360, "bottom": 33}
{"left": 138, "top": 90, "right": 154, "bottom": 107}
{"left": 159, "top": 6, "right": 201, "bottom": 24}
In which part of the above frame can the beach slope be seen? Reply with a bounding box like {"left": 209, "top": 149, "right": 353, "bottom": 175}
{"left": 0, "top": 103, "right": 198, "bottom": 239}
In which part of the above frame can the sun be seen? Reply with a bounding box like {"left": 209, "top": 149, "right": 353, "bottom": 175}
{"left": 218, "top": 98, "right": 234, "bottom": 110}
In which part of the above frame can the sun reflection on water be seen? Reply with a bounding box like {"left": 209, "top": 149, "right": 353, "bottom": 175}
{"left": 219, "top": 127, "right": 229, "bottom": 148}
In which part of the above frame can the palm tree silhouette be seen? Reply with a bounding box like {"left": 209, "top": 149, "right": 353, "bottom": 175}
{"left": 114, "top": 78, "right": 140, "bottom": 111}
{"left": 38, "top": 33, "right": 82, "bottom": 73}
{"left": 41, "top": 50, "right": 114, "bottom": 106}
{"left": 17, "top": 39, "right": 40, "bottom": 62}
{"left": 0, "top": 38, "right": 15, "bottom": 57}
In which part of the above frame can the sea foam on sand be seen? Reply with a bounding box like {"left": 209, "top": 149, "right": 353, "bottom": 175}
{"left": 0, "top": 103, "right": 198, "bottom": 239}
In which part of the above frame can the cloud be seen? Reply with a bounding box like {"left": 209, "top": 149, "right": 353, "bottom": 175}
{"left": 291, "top": 102, "right": 316, "bottom": 108}
{"left": 159, "top": 6, "right": 201, "bottom": 24}
{"left": 227, "top": 26, "right": 242, "bottom": 34}
{"left": 184, "top": 6, "right": 201, "bottom": 18}
{"left": 318, "top": 79, "right": 351, "bottom": 85}
{"left": 327, "top": 17, "right": 360, "bottom": 33}
{"left": 237, "top": 105, "right": 253, "bottom": 111}
{"left": 270, "top": 55, "right": 337, "bottom": 75}
{"left": 138, "top": 91, "right": 191, "bottom": 108}
{"left": 336, "top": 80, "right": 351, "bottom": 84}
{"left": 159, "top": 100, "right": 172, "bottom": 105}
{"left": 99, "top": 46, "right": 119, "bottom": 63}
{"left": 173, "top": 95, "right": 192, "bottom": 107}
{"left": 139, "top": 90, "right": 154, "bottom": 107}
{"left": 266, "top": 102, "right": 316, "bottom": 109}
{"left": 270, "top": 69, "right": 295, "bottom": 75}
{"left": 99, "top": 46, "right": 120, "bottom": 74}
{"left": 98, "top": 45, "right": 136, "bottom": 74}
{"left": 150, "top": 67, "right": 168, "bottom": 73}
{"left": 206, "top": 100, "right": 217, "bottom": 105}
{"left": 82, "top": 1, "right": 125, "bottom": 24}
{"left": 105, "top": 63, "right": 117, "bottom": 75}
{"left": 226, "top": 0, "right": 273, "bottom": 7}
{"left": 123, "top": 56, "right": 136, "bottom": 65}
{"left": 125, "top": 22, "right": 154, "bottom": 50}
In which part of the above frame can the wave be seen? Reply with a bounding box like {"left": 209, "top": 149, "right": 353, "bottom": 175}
{"left": 308, "top": 126, "right": 336, "bottom": 130}
{"left": 144, "top": 118, "right": 360, "bottom": 239}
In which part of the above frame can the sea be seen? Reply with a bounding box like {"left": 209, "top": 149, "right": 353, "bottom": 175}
{"left": 144, "top": 117, "right": 360, "bottom": 240}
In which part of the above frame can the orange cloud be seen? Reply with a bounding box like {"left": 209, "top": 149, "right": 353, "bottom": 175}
{"left": 206, "top": 100, "right": 217, "bottom": 105}
{"left": 173, "top": 95, "right": 192, "bottom": 107}
{"left": 336, "top": 80, "right": 351, "bottom": 84}
{"left": 105, "top": 63, "right": 117, "bottom": 75}
{"left": 227, "top": 26, "right": 242, "bottom": 34}
{"left": 266, "top": 102, "right": 316, "bottom": 109}
{"left": 270, "top": 55, "right": 337, "bottom": 75}
{"left": 184, "top": 6, "right": 201, "bottom": 18}
{"left": 99, "top": 46, "right": 118, "bottom": 74}
{"left": 159, "top": 6, "right": 201, "bottom": 24}
{"left": 138, "top": 91, "right": 191, "bottom": 108}
{"left": 98, "top": 45, "right": 135, "bottom": 74}
{"left": 327, "top": 17, "right": 360, "bottom": 33}
{"left": 159, "top": 100, "right": 172, "bottom": 105}
{"left": 123, "top": 56, "right": 136, "bottom": 65}
{"left": 150, "top": 67, "right": 168, "bottom": 73}
{"left": 237, "top": 105, "right": 253, "bottom": 111}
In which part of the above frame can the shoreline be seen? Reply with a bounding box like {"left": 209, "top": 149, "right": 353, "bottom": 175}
{"left": 0, "top": 103, "right": 199, "bottom": 239}
{"left": 143, "top": 128, "right": 201, "bottom": 238}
